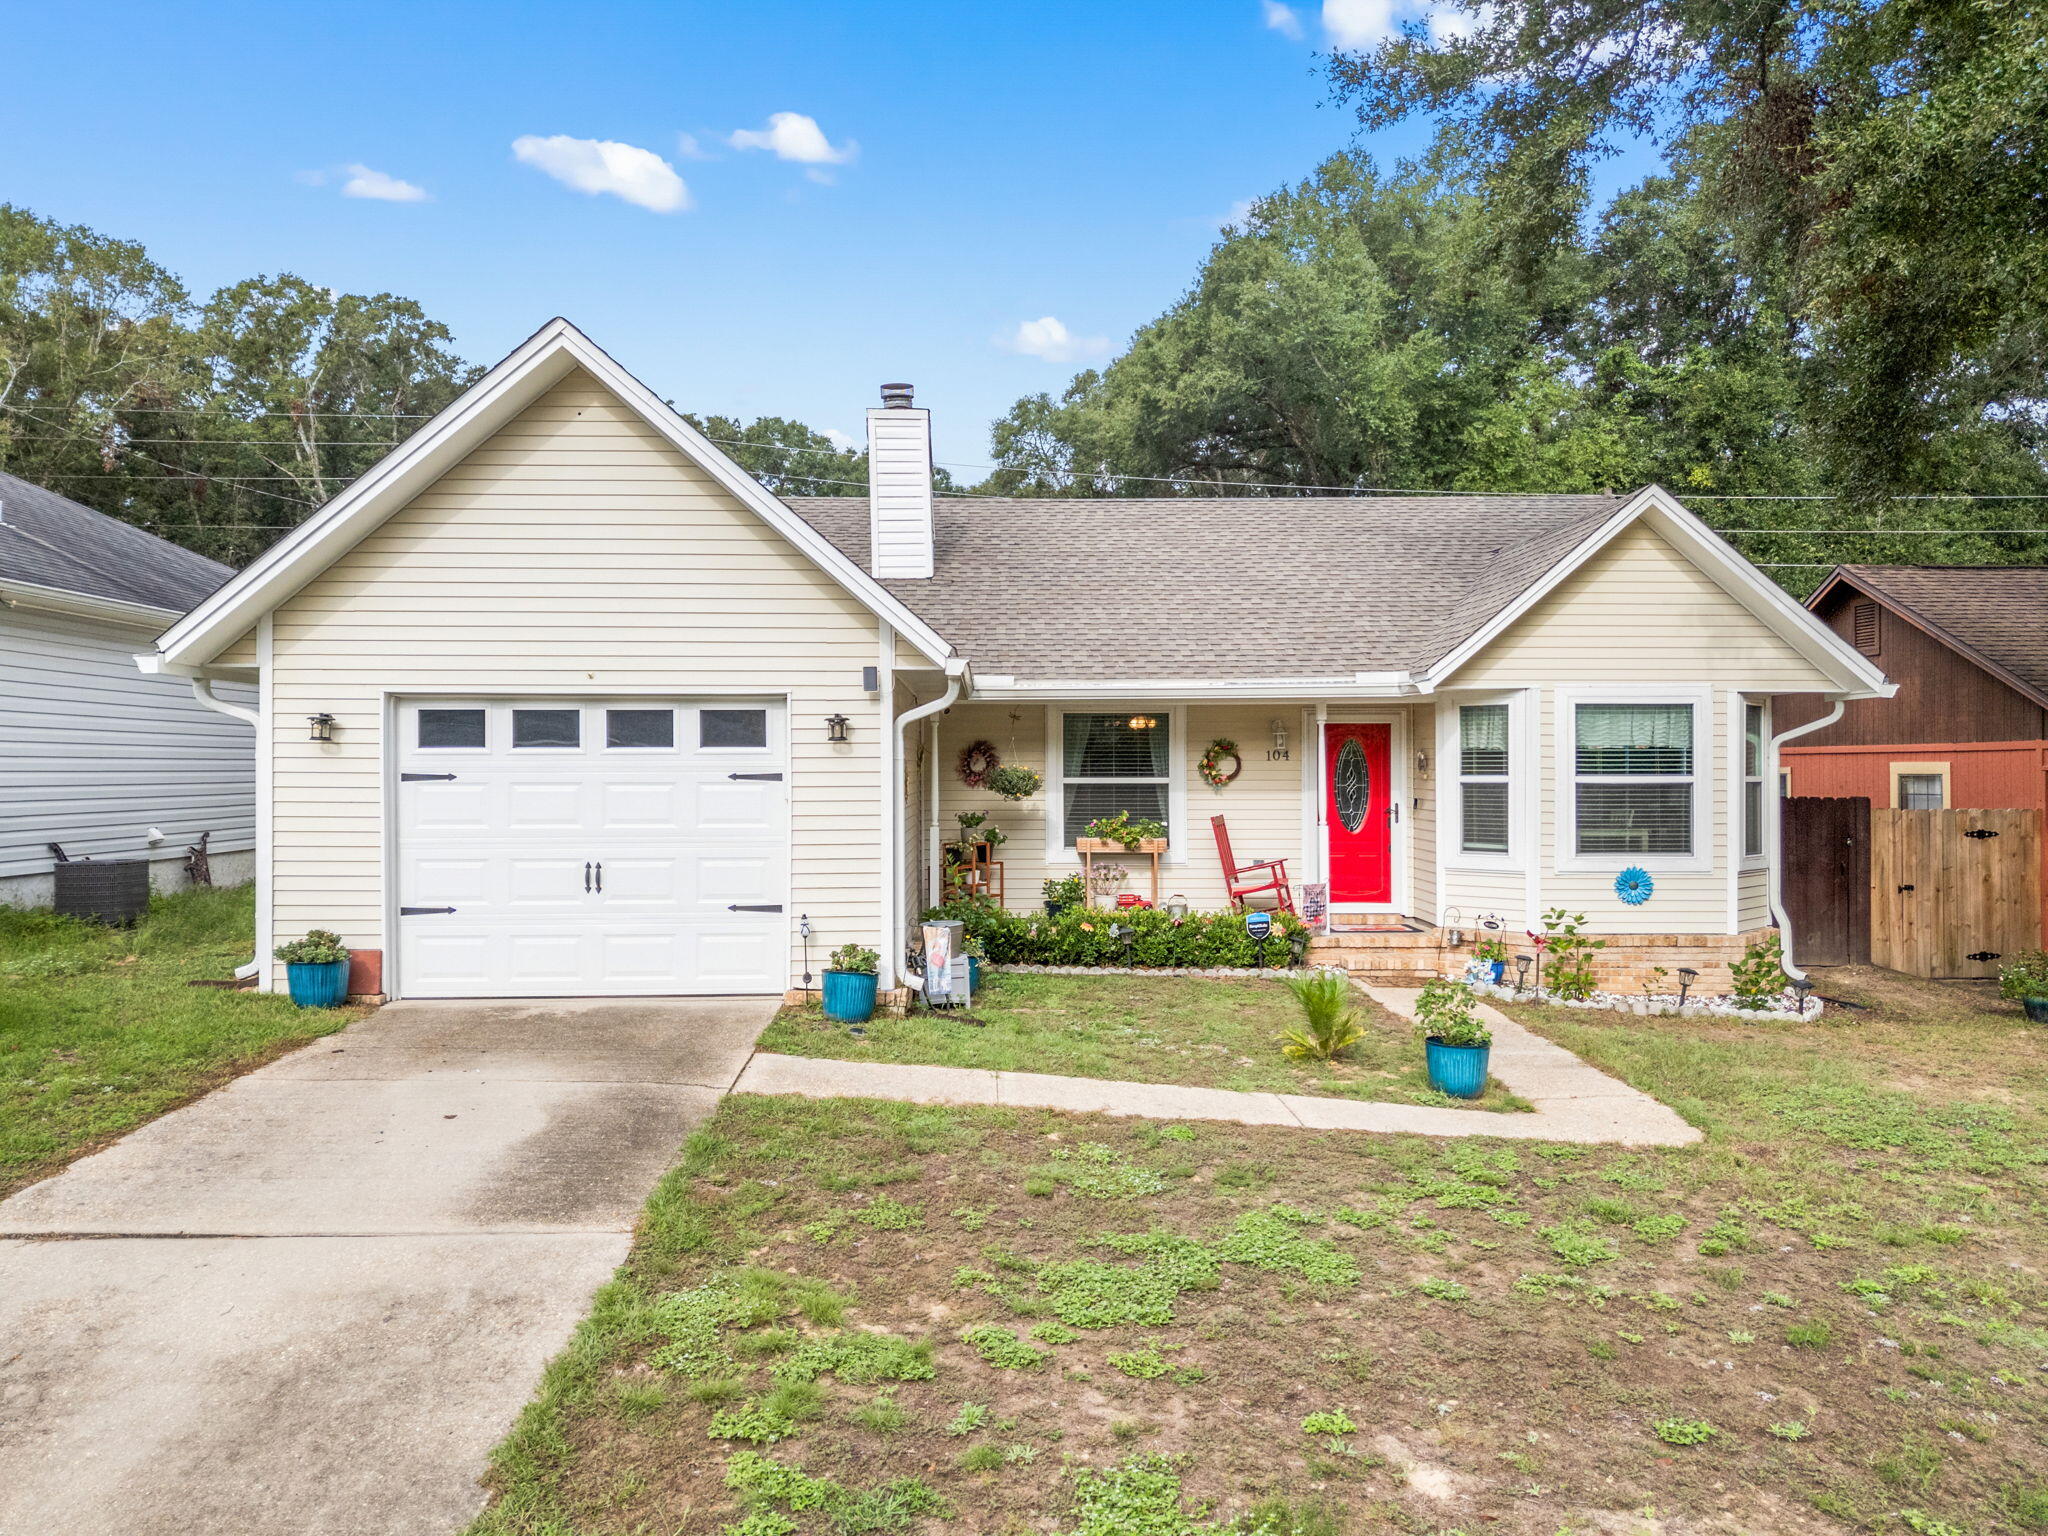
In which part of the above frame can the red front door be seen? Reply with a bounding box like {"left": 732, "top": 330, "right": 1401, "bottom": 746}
{"left": 1325, "top": 723, "right": 1392, "bottom": 904}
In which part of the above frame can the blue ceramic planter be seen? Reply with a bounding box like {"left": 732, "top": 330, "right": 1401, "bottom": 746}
{"left": 2025, "top": 996, "right": 2048, "bottom": 1024}
{"left": 286, "top": 959, "right": 350, "bottom": 1009}
{"left": 822, "top": 968, "right": 879, "bottom": 1023}
{"left": 1424, "top": 1038, "right": 1490, "bottom": 1099}
{"left": 968, "top": 956, "right": 982, "bottom": 992}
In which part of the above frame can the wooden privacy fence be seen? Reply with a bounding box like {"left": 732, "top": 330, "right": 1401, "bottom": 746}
{"left": 1781, "top": 796, "right": 1871, "bottom": 967}
{"left": 1871, "top": 807, "right": 2041, "bottom": 979}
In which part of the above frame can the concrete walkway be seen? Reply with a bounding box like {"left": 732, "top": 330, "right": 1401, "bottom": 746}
{"left": 0, "top": 996, "right": 774, "bottom": 1536}
{"left": 733, "top": 985, "right": 1698, "bottom": 1148}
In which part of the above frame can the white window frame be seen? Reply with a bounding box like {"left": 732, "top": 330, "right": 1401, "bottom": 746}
{"left": 1437, "top": 691, "right": 1528, "bottom": 872}
{"left": 1557, "top": 685, "right": 1713, "bottom": 874}
{"left": 1740, "top": 697, "right": 1769, "bottom": 867}
{"left": 1043, "top": 705, "right": 1187, "bottom": 864}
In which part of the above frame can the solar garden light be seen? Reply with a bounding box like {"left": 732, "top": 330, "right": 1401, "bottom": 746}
{"left": 1109, "top": 922, "right": 1135, "bottom": 966}
{"left": 1676, "top": 967, "right": 1699, "bottom": 1007}
{"left": 1288, "top": 929, "right": 1311, "bottom": 968}
{"left": 1791, "top": 976, "right": 1815, "bottom": 1013}
{"left": 1513, "top": 954, "right": 1533, "bottom": 991}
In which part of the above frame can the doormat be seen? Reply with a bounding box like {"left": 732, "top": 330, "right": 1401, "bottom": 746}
{"left": 1324, "top": 917, "right": 1428, "bottom": 934}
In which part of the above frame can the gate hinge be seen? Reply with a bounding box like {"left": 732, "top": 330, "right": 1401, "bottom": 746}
{"left": 1963, "top": 827, "right": 1999, "bottom": 839}
{"left": 1967, "top": 950, "right": 2002, "bottom": 962}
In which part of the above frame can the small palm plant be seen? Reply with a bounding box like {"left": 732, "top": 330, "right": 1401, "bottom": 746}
{"left": 1278, "top": 971, "right": 1365, "bottom": 1061}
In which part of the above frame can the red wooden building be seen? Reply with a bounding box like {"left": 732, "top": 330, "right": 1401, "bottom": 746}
{"left": 1776, "top": 565, "right": 2048, "bottom": 942}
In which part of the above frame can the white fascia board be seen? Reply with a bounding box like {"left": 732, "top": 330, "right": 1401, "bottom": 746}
{"left": 1, "top": 579, "right": 177, "bottom": 628}
{"left": 970, "top": 674, "right": 1421, "bottom": 701}
{"left": 154, "top": 318, "right": 955, "bottom": 671}
{"left": 1423, "top": 485, "right": 1895, "bottom": 699}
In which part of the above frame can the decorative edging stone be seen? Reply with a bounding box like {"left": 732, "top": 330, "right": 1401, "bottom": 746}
{"left": 989, "top": 963, "right": 1318, "bottom": 980}
{"left": 1452, "top": 973, "right": 1823, "bottom": 1023}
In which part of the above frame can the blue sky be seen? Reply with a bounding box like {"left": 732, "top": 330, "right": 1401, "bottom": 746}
{"left": 3, "top": 0, "right": 1657, "bottom": 469}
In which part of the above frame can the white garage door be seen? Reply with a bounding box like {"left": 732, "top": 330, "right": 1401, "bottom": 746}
{"left": 394, "top": 698, "right": 787, "bottom": 998}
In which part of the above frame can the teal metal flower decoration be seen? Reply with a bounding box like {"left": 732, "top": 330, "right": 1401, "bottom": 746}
{"left": 1614, "top": 866, "right": 1654, "bottom": 906}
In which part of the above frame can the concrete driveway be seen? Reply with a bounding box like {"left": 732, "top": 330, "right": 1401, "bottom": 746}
{"left": 0, "top": 996, "right": 773, "bottom": 1536}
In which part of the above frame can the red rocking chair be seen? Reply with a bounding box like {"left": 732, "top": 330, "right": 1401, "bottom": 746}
{"left": 1211, "top": 815, "right": 1295, "bottom": 914}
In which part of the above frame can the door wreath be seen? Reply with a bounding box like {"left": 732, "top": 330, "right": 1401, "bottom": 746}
{"left": 1198, "top": 738, "right": 1242, "bottom": 788}
{"left": 957, "top": 740, "right": 1001, "bottom": 788}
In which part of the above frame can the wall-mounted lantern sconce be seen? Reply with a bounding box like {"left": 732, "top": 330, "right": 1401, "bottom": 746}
{"left": 1415, "top": 749, "right": 1432, "bottom": 777}
{"left": 825, "top": 713, "right": 851, "bottom": 743}
{"left": 307, "top": 713, "right": 336, "bottom": 743}
{"left": 1269, "top": 718, "right": 1288, "bottom": 752}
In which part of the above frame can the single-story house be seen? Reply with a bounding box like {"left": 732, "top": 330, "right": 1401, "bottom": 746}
{"left": 1779, "top": 564, "right": 2048, "bottom": 943}
{"left": 1, "top": 471, "right": 253, "bottom": 906}
{"left": 140, "top": 319, "right": 1892, "bottom": 1000}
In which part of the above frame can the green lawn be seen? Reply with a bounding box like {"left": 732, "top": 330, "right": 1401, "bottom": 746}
{"left": 757, "top": 971, "right": 1530, "bottom": 1111}
{"left": 473, "top": 968, "right": 2048, "bottom": 1536}
{"left": 0, "top": 885, "right": 363, "bottom": 1197}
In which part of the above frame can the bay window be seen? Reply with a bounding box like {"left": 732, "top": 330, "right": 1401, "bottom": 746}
{"left": 1457, "top": 704, "right": 1511, "bottom": 855}
{"left": 1060, "top": 712, "right": 1171, "bottom": 848}
{"left": 1573, "top": 701, "right": 1696, "bottom": 857}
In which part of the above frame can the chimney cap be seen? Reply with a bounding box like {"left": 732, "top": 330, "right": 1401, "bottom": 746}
{"left": 879, "top": 382, "right": 915, "bottom": 409}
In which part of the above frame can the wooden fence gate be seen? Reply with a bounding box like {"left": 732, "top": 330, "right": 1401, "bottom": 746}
{"left": 1871, "top": 807, "right": 2041, "bottom": 978}
{"left": 1781, "top": 796, "right": 1871, "bottom": 966}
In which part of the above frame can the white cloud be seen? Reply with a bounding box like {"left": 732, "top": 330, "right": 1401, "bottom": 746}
{"left": 1218, "top": 197, "right": 1258, "bottom": 231}
{"left": 675, "top": 132, "right": 715, "bottom": 161}
{"left": 511, "top": 134, "right": 690, "bottom": 213}
{"left": 821, "top": 427, "right": 857, "bottom": 451}
{"left": 1000, "top": 316, "right": 1111, "bottom": 364}
{"left": 1428, "top": 5, "right": 1477, "bottom": 42}
{"left": 1261, "top": 0, "right": 1305, "bottom": 39}
{"left": 727, "top": 112, "right": 856, "bottom": 166}
{"left": 339, "top": 164, "right": 430, "bottom": 202}
{"left": 1322, "top": 0, "right": 1400, "bottom": 48}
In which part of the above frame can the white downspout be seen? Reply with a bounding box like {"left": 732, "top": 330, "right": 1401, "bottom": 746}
{"left": 1767, "top": 697, "right": 1847, "bottom": 981}
{"left": 928, "top": 716, "right": 942, "bottom": 909}
{"left": 893, "top": 662, "right": 967, "bottom": 984}
{"left": 877, "top": 626, "right": 897, "bottom": 993}
{"left": 187, "top": 673, "right": 262, "bottom": 979}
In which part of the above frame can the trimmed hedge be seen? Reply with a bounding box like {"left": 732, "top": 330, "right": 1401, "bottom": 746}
{"left": 920, "top": 900, "right": 1311, "bottom": 969}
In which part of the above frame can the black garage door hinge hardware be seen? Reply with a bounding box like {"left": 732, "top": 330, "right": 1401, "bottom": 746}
{"left": 728, "top": 771, "right": 783, "bottom": 781}
{"left": 728, "top": 903, "right": 784, "bottom": 912}
{"left": 401, "top": 772, "right": 458, "bottom": 782}
{"left": 401, "top": 906, "right": 458, "bottom": 915}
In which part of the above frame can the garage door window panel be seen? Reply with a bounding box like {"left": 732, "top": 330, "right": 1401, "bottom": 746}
{"left": 513, "top": 709, "right": 582, "bottom": 749}
{"left": 418, "top": 708, "right": 486, "bottom": 750}
{"left": 606, "top": 709, "right": 675, "bottom": 750}
{"left": 700, "top": 708, "right": 770, "bottom": 750}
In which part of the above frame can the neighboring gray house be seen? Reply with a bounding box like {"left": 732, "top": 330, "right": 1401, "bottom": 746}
{"left": 0, "top": 471, "right": 254, "bottom": 905}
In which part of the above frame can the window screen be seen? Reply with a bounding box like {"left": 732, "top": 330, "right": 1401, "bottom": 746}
{"left": 1576, "top": 785, "right": 1694, "bottom": 854}
{"left": 606, "top": 709, "right": 674, "bottom": 749}
{"left": 1461, "top": 783, "right": 1510, "bottom": 854}
{"left": 1061, "top": 713, "right": 1170, "bottom": 846}
{"left": 1899, "top": 773, "right": 1945, "bottom": 810}
{"left": 512, "top": 709, "right": 580, "bottom": 748}
{"left": 1457, "top": 704, "right": 1511, "bottom": 855}
{"left": 700, "top": 708, "right": 768, "bottom": 749}
{"left": 417, "top": 708, "right": 485, "bottom": 749}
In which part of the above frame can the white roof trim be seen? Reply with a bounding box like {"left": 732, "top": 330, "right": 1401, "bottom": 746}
{"left": 1423, "top": 485, "right": 1895, "bottom": 698}
{"left": 154, "top": 318, "right": 954, "bottom": 669}
{"left": 2, "top": 577, "right": 177, "bottom": 628}
{"left": 971, "top": 673, "right": 1421, "bottom": 701}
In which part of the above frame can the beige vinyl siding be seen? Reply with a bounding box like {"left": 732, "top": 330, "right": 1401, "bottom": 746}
{"left": 1448, "top": 521, "right": 1822, "bottom": 935}
{"left": 1402, "top": 701, "right": 1437, "bottom": 920}
{"left": 937, "top": 702, "right": 1317, "bottom": 912}
{"left": 1736, "top": 866, "right": 1772, "bottom": 928}
{"left": 212, "top": 629, "right": 258, "bottom": 668}
{"left": 264, "top": 369, "right": 885, "bottom": 989}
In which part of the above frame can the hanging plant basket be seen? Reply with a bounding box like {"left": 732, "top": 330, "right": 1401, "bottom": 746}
{"left": 987, "top": 763, "right": 1043, "bottom": 801}
{"left": 1198, "top": 739, "right": 1242, "bottom": 788}
{"left": 957, "top": 740, "right": 1000, "bottom": 788}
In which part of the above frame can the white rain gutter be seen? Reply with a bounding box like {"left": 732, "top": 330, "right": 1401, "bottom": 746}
{"left": 186, "top": 673, "right": 263, "bottom": 978}
{"left": 889, "top": 658, "right": 969, "bottom": 990}
{"left": 1766, "top": 697, "right": 1848, "bottom": 981}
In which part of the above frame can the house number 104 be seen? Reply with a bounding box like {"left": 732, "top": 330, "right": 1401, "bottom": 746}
{"left": 1265, "top": 749, "right": 1290, "bottom": 761}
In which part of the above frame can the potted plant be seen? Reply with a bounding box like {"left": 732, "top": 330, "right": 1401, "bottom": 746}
{"left": 1415, "top": 976, "right": 1492, "bottom": 1099}
{"left": 962, "top": 931, "right": 986, "bottom": 991}
{"left": 822, "top": 942, "right": 880, "bottom": 1023}
{"left": 1077, "top": 810, "right": 1168, "bottom": 853}
{"left": 274, "top": 929, "right": 351, "bottom": 1008}
{"left": 1042, "top": 874, "right": 1084, "bottom": 915}
{"left": 1086, "top": 861, "right": 1128, "bottom": 911}
{"left": 1470, "top": 936, "right": 1509, "bottom": 985}
{"left": 1999, "top": 950, "right": 2048, "bottom": 1023}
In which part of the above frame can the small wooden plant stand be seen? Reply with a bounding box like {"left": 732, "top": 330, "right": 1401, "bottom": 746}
{"left": 944, "top": 842, "right": 1005, "bottom": 905}
{"left": 1076, "top": 837, "right": 1167, "bottom": 905}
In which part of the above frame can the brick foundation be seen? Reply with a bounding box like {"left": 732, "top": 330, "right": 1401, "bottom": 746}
{"left": 1311, "top": 926, "right": 1777, "bottom": 994}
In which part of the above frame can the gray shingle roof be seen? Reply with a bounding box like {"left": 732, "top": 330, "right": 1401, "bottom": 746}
{"left": 1829, "top": 564, "right": 2048, "bottom": 706}
{"left": 785, "top": 494, "right": 1624, "bottom": 680}
{"left": 0, "top": 471, "right": 233, "bottom": 614}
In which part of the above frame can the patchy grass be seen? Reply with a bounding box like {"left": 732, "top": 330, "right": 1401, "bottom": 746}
{"left": 470, "top": 968, "right": 2048, "bottom": 1534}
{"left": 0, "top": 885, "right": 364, "bottom": 1196}
{"left": 758, "top": 971, "right": 1531, "bottom": 1110}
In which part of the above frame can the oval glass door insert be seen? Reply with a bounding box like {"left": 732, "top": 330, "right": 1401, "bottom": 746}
{"left": 1334, "top": 736, "right": 1371, "bottom": 833}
